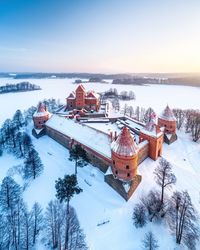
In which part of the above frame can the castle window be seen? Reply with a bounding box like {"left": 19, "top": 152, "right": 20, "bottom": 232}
{"left": 115, "top": 170, "right": 118, "bottom": 175}
{"left": 127, "top": 173, "right": 130, "bottom": 177}
{"left": 113, "top": 160, "right": 115, "bottom": 165}
{"left": 126, "top": 165, "right": 129, "bottom": 169}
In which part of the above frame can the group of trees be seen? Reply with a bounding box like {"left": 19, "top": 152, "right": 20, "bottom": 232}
{"left": 173, "top": 108, "right": 200, "bottom": 142}
{"left": 132, "top": 158, "right": 199, "bottom": 249}
{"left": 0, "top": 109, "right": 44, "bottom": 181}
{"left": 122, "top": 105, "right": 155, "bottom": 124}
{"left": 101, "top": 88, "right": 136, "bottom": 101}
{"left": 0, "top": 174, "right": 87, "bottom": 250}
{"left": 0, "top": 176, "right": 43, "bottom": 249}
{"left": 0, "top": 82, "right": 41, "bottom": 94}
{"left": 53, "top": 174, "right": 87, "bottom": 250}
{"left": 43, "top": 98, "right": 63, "bottom": 113}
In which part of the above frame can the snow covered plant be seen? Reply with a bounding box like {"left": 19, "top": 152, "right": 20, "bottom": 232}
{"left": 55, "top": 174, "right": 84, "bottom": 249}
{"left": 142, "top": 231, "right": 159, "bottom": 250}
{"left": 167, "top": 190, "right": 199, "bottom": 249}
{"left": 44, "top": 200, "right": 88, "bottom": 250}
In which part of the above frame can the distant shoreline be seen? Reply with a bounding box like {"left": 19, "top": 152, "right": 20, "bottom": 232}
{"left": 0, "top": 72, "right": 199, "bottom": 87}
{"left": 0, "top": 89, "right": 41, "bottom": 95}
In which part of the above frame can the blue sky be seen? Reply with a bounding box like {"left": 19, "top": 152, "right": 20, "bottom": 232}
{"left": 0, "top": 0, "right": 200, "bottom": 73}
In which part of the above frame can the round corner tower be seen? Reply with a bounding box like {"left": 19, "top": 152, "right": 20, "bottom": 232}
{"left": 158, "top": 105, "right": 176, "bottom": 134}
{"left": 33, "top": 102, "right": 50, "bottom": 129}
{"left": 111, "top": 126, "right": 138, "bottom": 181}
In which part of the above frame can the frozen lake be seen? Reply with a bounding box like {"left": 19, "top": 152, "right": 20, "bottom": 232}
{"left": 0, "top": 77, "right": 200, "bottom": 125}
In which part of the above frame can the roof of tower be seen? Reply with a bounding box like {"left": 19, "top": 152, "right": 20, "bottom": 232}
{"left": 33, "top": 102, "right": 49, "bottom": 118}
{"left": 67, "top": 91, "right": 75, "bottom": 99}
{"left": 111, "top": 126, "right": 138, "bottom": 156}
{"left": 159, "top": 105, "right": 176, "bottom": 121}
{"left": 76, "top": 84, "right": 85, "bottom": 92}
{"left": 86, "top": 91, "right": 99, "bottom": 99}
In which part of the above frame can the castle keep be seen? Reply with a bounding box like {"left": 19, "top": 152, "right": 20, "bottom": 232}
{"left": 32, "top": 84, "right": 177, "bottom": 200}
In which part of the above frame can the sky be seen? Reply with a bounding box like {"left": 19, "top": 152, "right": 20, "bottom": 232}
{"left": 0, "top": 0, "right": 200, "bottom": 73}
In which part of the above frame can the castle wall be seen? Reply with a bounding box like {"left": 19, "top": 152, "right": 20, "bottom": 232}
{"left": 138, "top": 141, "right": 149, "bottom": 165}
{"left": 45, "top": 125, "right": 111, "bottom": 173}
{"left": 139, "top": 132, "right": 163, "bottom": 161}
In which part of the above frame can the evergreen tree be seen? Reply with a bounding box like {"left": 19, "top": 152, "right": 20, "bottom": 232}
{"left": 0, "top": 176, "right": 21, "bottom": 211}
{"left": 22, "top": 132, "right": 33, "bottom": 157}
{"left": 23, "top": 147, "right": 43, "bottom": 180}
{"left": 55, "top": 175, "right": 82, "bottom": 249}
{"left": 13, "top": 109, "right": 25, "bottom": 130}
{"left": 69, "top": 144, "right": 89, "bottom": 175}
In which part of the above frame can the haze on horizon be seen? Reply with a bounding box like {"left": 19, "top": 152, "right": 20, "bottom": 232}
{"left": 0, "top": 0, "right": 200, "bottom": 74}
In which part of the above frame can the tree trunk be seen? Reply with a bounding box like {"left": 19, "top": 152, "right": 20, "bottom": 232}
{"left": 64, "top": 200, "right": 70, "bottom": 250}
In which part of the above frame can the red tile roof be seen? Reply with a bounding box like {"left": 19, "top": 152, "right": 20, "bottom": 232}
{"left": 111, "top": 126, "right": 138, "bottom": 156}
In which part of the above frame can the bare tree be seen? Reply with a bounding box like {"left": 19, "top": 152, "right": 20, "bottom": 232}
{"left": 132, "top": 203, "right": 147, "bottom": 228}
{"left": 154, "top": 158, "right": 176, "bottom": 207}
{"left": 141, "top": 190, "right": 161, "bottom": 222}
{"left": 167, "top": 190, "right": 199, "bottom": 248}
{"left": 44, "top": 200, "right": 87, "bottom": 250}
{"left": 142, "top": 231, "right": 159, "bottom": 250}
{"left": 173, "top": 108, "right": 185, "bottom": 130}
{"left": 31, "top": 202, "right": 43, "bottom": 245}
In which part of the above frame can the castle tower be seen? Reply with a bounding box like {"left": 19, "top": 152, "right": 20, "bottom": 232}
{"left": 139, "top": 112, "right": 163, "bottom": 160}
{"left": 75, "top": 84, "right": 86, "bottom": 109}
{"left": 111, "top": 126, "right": 138, "bottom": 181}
{"left": 33, "top": 102, "right": 50, "bottom": 129}
{"left": 66, "top": 91, "right": 76, "bottom": 110}
{"left": 158, "top": 105, "right": 176, "bottom": 134}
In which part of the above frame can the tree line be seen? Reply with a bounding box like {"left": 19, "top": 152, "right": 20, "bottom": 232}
{"left": 0, "top": 82, "right": 41, "bottom": 94}
{"left": 0, "top": 100, "right": 87, "bottom": 249}
{"left": 173, "top": 108, "right": 200, "bottom": 142}
{"left": 0, "top": 174, "right": 87, "bottom": 249}
{"left": 132, "top": 158, "right": 199, "bottom": 250}
{"left": 0, "top": 109, "right": 43, "bottom": 181}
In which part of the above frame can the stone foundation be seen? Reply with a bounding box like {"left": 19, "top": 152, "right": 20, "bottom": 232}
{"left": 104, "top": 174, "right": 142, "bottom": 201}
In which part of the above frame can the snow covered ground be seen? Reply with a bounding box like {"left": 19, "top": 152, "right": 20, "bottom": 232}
{"left": 0, "top": 78, "right": 200, "bottom": 249}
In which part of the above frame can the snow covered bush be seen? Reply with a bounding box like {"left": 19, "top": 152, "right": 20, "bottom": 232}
{"left": 132, "top": 203, "right": 147, "bottom": 228}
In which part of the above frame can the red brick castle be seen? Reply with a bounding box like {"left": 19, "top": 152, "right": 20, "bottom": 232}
{"left": 66, "top": 84, "right": 100, "bottom": 112}
{"left": 32, "top": 85, "right": 177, "bottom": 200}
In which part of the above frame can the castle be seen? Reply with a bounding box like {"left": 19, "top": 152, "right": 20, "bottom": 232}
{"left": 32, "top": 85, "right": 177, "bottom": 200}
{"left": 66, "top": 84, "right": 100, "bottom": 112}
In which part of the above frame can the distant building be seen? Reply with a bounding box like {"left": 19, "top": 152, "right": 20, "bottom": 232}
{"left": 66, "top": 84, "right": 100, "bottom": 112}
{"left": 32, "top": 85, "right": 177, "bottom": 200}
